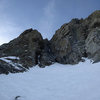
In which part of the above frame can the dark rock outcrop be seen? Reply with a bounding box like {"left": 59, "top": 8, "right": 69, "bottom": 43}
{"left": 0, "top": 59, "right": 26, "bottom": 75}
{"left": 50, "top": 18, "right": 87, "bottom": 64}
{"left": 0, "top": 10, "right": 100, "bottom": 74}
{"left": 39, "top": 39, "right": 55, "bottom": 67}
{"left": 0, "top": 29, "right": 44, "bottom": 74}
{"left": 50, "top": 10, "right": 100, "bottom": 64}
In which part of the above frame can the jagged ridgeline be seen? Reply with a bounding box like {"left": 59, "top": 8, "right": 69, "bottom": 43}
{"left": 0, "top": 10, "right": 100, "bottom": 74}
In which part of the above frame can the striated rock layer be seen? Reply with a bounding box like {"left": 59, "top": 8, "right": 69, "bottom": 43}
{"left": 0, "top": 10, "right": 100, "bottom": 74}
{"left": 51, "top": 10, "right": 100, "bottom": 64}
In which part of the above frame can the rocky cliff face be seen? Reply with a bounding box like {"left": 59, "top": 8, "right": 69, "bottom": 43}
{"left": 0, "top": 10, "right": 100, "bottom": 74}
{"left": 0, "top": 29, "right": 44, "bottom": 74}
{"left": 50, "top": 10, "right": 100, "bottom": 64}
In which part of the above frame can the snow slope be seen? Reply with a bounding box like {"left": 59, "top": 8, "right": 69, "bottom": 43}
{"left": 0, "top": 59, "right": 100, "bottom": 100}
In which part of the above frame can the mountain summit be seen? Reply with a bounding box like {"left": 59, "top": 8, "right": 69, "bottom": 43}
{"left": 0, "top": 10, "right": 100, "bottom": 74}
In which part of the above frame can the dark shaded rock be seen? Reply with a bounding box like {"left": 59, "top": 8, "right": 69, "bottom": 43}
{"left": 84, "top": 10, "right": 100, "bottom": 29}
{"left": 0, "top": 29, "right": 44, "bottom": 74}
{"left": 0, "top": 59, "right": 26, "bottom": 74}
{"left": 15, "top": 96, "right": 21, "bottom": 100}
{"left": 39, "top": 39, "right": 55, "bottom": 67}
{"left": 50, "top": 18, "right": 87, "bottom": 64}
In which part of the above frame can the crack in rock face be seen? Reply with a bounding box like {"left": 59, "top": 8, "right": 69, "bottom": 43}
{"left": 0, "top": 10, "right": 100, "bottom": 74}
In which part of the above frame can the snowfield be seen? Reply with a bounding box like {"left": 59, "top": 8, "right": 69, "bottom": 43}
{"left": 0, "top": 59, "right": 100, "bottom": 100}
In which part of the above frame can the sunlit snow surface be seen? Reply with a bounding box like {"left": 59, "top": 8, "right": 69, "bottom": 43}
{"left": 0, "top": 59, "right": 100, "bottom": 100}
